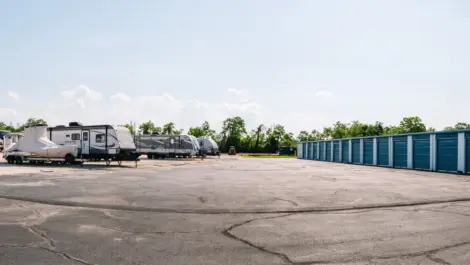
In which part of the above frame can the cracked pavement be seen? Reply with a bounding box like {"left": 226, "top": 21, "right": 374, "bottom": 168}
{"left": 0, "top": 157, "right": 470, "bottom": 264}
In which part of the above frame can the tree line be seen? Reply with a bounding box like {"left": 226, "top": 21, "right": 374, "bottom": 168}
{"left": 1, "top": 116, "right": 470, "bottom": 153}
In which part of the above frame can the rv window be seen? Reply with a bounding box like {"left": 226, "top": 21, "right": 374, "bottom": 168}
{"left": 96, "top": 134, "right": 105, "bottom": 143}
{"left": 83, "top": 132, "right": 89, "bottom": 141}
{"left": 71, "top": 133, "right": 80, "bottom": 140}
{"left": 66, "top": 134, "right": 70, "bottom": 138}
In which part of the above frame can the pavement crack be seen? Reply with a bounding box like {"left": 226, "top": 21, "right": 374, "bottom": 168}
{"left": 178, "top": 194, "right": 207, "bottom": 204}
{"left": 273, "top": 197, "right": 298, "bottom": 207}
{"left": 425, "top": 254, "right": 451, "bottom": 265}
{"left": 101, "top": 226, "right": 195, "bottom": 235}
{"left": 222, "top": 213, "right": 309, "bottom": 265}
{"left": 41, "top": 247, "right": 98, "bottom": 265}
{"left": 27, "top": 226, "right": 55, "bottom": 248}
{"left": 3, "top": 195, "right": 470, "bottom": 215}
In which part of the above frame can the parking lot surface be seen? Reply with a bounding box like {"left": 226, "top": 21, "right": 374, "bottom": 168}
{"left": 0, "top": 156, "right": 469, "bottom": 265}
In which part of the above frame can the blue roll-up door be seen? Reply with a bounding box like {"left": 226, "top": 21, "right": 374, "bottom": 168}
{"left": 377, "top": 137, "right": 389, "bottom": 166}
{"left": 393, "top": 136, "right": 408, "bottom": 168}
{"left": 437, "top": 133, "right": 458, "bottom": 172}
{"left": 341, "top": 140, "right": 349, "bottom": 163}
{"left": 306, "top": 143, "right": 311, "bottom": 159}
{"left": 325, "top": 141, "right": 332, "bottom": 161}
{"left": 363, "top": 139, "right": 374, "bottom": 165}
{"left": 312, "top": 142, "right": 317, "bottom": 160}
{"left": 466, "top": 134, "right": 470, "bottom": 173}
{"left": 319, "top": 142, "right": 325, "bottom": 160}
{"left": 413, "top": 135, "right": 430, "bottom": 170}
{"left": 352, "top": 139, "right": 361, "bottom": 164}
{"left": 333, "top": 141, "right": 340, "bottom": 162}
{"left": 302, "top": 143, "right": 307, "bottom": 159}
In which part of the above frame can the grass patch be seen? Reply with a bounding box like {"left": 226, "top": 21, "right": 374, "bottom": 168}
{"left": 240, "top": 154, "right": 296, "bottom": 158}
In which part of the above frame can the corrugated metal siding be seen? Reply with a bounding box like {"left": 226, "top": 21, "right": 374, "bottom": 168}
{"left": 377, "top": 137, "right": 389, "bottom": 166}
{"left": 413, "top": 135, "right": 430, "bottom": 170}
{"left": 341, "top": 140, "right": 349, "bottom": 162}
{"left": 437, "top": 133, "right": 458, "bottom": 172}
{"left": 297, "top": 129, "right": 470, "bottom": 175}
{"left": 363, "top": 139, "right": 374, "bottom": 165}
{"left": 393, "top": 136, "right": 408, "bottom": 168}
{"left": 306, "top": 143, "right": 311, "bottom": 159}
{"left": 352, "top": 139, "right": 361, "bottom": 164}
{"left": 325, "top": 141, "right": 332, "bottom": 161}
{"left": 333, "top": 141, "right": 340, "bottom": 162}
{"left": 319, "top": 142, "right": 325, "bottom": 161}
{"left": 466, "top": 134, "right": 470, "bottom": 173}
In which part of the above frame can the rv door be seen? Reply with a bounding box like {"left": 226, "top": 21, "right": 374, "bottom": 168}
{"left": 82, "top": 130, "right": 90, "bottom": 155}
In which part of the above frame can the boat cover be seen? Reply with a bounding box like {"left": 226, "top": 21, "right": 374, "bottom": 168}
{"left": 5, "top": 125, "right": 78, "bottom": 158}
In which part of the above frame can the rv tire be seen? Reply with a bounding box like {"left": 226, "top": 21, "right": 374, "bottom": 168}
{"left": 65, "top": 154, "right": 75, "bottom": 164}
{"left": 15, "top": 156, "right": 23, "bottom": 164}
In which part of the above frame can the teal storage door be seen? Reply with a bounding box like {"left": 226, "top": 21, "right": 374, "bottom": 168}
{"left": 413, "top": 135, "right": 430, "bottom": 170}
{"left": 312, "top": 142, "right": 318, "bottom": 160}
{"left": 377, "top": 137, "right": 389, "bottom": 166}
{"left": 466, "top": 134, "right": 470, "bottom": 173}
{"left": 319, "top": 142, "right": 325, "bottom": 160}
{"left": 306, "top": 143, "right": 311, "bottom": 159}
{"left": 333, "top": 141, "right": 340, "bottom": 162}
{"left": 325, "top": 142, "right": 332, "bottom": 161}
{"left": 393, "top": 136, "right": 408, "bottom": 168}
{"left": 437, "top": 133, "right": 458, "bottom": 172}
{"left": 352, "top": 139, "right": 361, "bottom": 164}
{"left": 363, "top": 139, "right": 374, "bottom": 165}
{"left": 341, "top": 140, "right": 349, "bottom": 163}
{"left": 302, "top": 143, "right": 307, "bottom": 159}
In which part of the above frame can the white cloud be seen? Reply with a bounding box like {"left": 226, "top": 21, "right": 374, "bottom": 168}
{"left": 61, "top": 85, "right": 103, "bottom": 109}
{"left": 0, "top": 108, "right": 18, "bottom": 121}
{"left": 227, "top": 88, "right": 248, "bottom": 96}
{"left": 3, "top": 85, "right": 268, "bottom": 133}
{"left": 316, "top": 91, "right": 333, "bottom": 98}
{"left": 8, "top": 91, "right": 19, "bottom": 101}
{"left": 111, "top": 92, "right": 131, "bottom": 102}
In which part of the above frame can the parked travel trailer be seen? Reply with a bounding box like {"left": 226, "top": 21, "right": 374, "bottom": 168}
{"left": 47, "top": 122, "right": 140, "bottom": 164}
{"left": 198, "top": 137, "right": 220, "bottom": 156}
{"left": 3, "top": 125, "right": 80, "bottom": 165}
{"left": 135, "top": 134, "right": 200, "bottom": 159}
{"left": 0, "top": 130, "right": 11, "bottom": 151}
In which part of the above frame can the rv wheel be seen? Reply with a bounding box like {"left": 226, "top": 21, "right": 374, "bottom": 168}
{"left": 65, "top": 154, "right": 75, "bottom": 165}
{"left": 15, "top": 157, "right": 23, "bottom": 164}
{"left": 7, "top": 157, "right": 14, "bottom": 164}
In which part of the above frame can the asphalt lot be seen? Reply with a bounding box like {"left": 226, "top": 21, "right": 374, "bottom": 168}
{"left": 0, "top": 156, "right": 469, "bottom": 265}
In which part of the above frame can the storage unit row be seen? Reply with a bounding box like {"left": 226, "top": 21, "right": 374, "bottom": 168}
{"left": 297, "top": 131, "right": 470, "bottom": 174}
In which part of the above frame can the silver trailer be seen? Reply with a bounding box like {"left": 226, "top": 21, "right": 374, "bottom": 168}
{"left": 198, "top": 137, "right": 220, "bottom": 156}
{"left": 47, "top": 122, "right": 140, "bottom": 165}
{"left": 135, "top": 134, "right": 200, "bottom": 159}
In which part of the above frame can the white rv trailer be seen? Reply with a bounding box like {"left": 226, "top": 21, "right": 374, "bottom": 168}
{"left": 3, "top": 125, "right": 81, "bottom": 165}
{"left": 135, "top": 134, "right": 200, "bottom": 159}
{"left": 47, "top": 122, "right": 140, "bottom": 164}
{"left": 198, "top": 137, "right": 220, "bottom": 156}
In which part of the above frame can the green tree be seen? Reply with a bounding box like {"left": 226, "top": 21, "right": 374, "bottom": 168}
{"left": 297, "top": 130, "right": 310, "bottom": 142}
{"left": 220, "top": 116, "right": 247, "bottom": 151}
{"left": 445, "top": 122, "right": 470, "bottom": 131}
{"left": 188, "top": 127, "right": 204, "bottom": 137}
{"left": 139, "top": 120, "right": 156, "bottom": 134}
{"left": 122, "top": 123, "right": 136, "bottom": 135}
{"left": 398, "top": 116, "right": 426, "bottom": 133}
{"left": 24, "top": 118, "right": 47, "bottom": 127}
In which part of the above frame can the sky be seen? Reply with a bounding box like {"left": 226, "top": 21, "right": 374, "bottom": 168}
{"left": 1, "top": 0, "right": 470, "bottom": 134}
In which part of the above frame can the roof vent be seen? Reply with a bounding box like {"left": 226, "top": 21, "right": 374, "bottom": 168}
{"left": 69, "top": 122, "right": 83, "bottom": 127}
